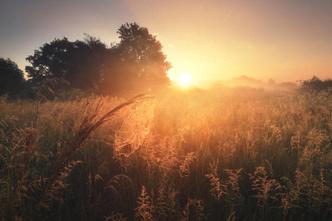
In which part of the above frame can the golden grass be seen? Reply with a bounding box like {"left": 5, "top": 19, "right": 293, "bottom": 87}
{"left": 0, "top": 88, "right": 332, "bottom": 220}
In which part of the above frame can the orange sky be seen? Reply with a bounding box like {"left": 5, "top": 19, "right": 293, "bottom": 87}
{"left": 126, "top": 0, "right": 332, "bottom": 85}
{"left": 1, "top": 0, "right": 331, "bottom": 85}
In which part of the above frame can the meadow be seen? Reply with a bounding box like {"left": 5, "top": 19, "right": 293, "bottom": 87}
{"left": 1, "top": 87, "right": 332, "bottom": 221}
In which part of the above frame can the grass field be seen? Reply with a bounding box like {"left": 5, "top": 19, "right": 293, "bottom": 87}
{"left": 1, "top": 87, "right": 332, "bottom": 221}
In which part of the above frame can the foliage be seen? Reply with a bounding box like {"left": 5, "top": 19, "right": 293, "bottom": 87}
{"left": 0, "top": 58, "right": 30, "bottom": 98}
{"left": 135, "top": 186, "right": 153, "bottom": 221}
{"left": 301, "top": 76, "right": 332, "bottom": 92}
{"left": 1, "top": 88, "right": 332, "bottom": 220}
{"left": 26, "top": 36, "right": 107, "bottom": 90}
{"left": 102, "top": 23, "right": 170, "bottom": 94}
{"left": 25, "top": 23, "right": 170, "bottom": 95}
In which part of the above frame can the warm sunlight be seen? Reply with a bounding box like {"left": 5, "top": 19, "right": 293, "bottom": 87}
{"left": 168, "top": 70, "right": 194, "bottom": 88}
{"left": 175, "top": 72, "right": 193, "bottom": 88}
{"left": 2, "top": 1, "right": 332, "bottom": 219}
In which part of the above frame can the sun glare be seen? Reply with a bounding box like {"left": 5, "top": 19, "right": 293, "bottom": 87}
{"left": 169, "top": 71, "right": 194, "bottom": 89}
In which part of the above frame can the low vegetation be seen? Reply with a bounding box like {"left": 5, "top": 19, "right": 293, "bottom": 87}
{"left": 1, "top": 87, "right": 332, "bottom": 221}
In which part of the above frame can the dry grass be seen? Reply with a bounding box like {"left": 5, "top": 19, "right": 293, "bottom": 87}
{"left": 0, "top": 88, "right": 332, "bottom": 220}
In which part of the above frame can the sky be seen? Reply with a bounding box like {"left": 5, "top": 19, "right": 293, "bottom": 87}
{"left": 1, "top": 0, "right": 332, "bottom": 85}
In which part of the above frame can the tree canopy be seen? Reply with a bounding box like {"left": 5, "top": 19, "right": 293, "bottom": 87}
{"left": 25, "top": 23, "right": 170, "bottom": 95}
{"left": 301, "top": 76, "right": 332, "bottom": 92}
{"left": 102, "top": 23, "right": 170, "bottom": 94}
{"left": 0, "top": 58, "right": 27, "bottom": 98}
{"left": 26, "top": 35, "right": 107, "bottom": 90}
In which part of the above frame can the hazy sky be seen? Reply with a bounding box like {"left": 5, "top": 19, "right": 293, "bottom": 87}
{"left": 1, "top": 0, "right": 332, "bottom": 84}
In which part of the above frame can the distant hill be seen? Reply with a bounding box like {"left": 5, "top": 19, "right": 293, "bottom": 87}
{"left": 230, "top": 75, "right": 264, "bottom": 87}
{"left": 219, "top": 75, "right": 298, "bottom": 91}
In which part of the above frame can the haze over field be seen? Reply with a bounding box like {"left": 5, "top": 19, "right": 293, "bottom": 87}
{"left": 1, "top": 0, "right": 332, "bottom": 86}
{"left": 2, "top": 1, "right": 332, "bottom": 221}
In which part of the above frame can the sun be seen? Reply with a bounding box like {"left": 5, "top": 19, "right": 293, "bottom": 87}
{"left": 172, "top": 72, "right": 194, "bottom": 88}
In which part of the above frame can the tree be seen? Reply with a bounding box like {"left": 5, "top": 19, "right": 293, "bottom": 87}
{"left": 301, "top": 76, "right": 332, "bottom": 92}
{"left": 103, "top": 23, "right": 171, "bottom": 94}
{"left": 26, "top": 36, "right": 107, "bottom": 90}
{"left": 0, "top": 58, "right": 27, "bottom": 98}
{"left": 26, "top": 23, "right": 171, "bottom": 95}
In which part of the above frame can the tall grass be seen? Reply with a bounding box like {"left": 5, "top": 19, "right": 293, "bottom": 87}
{"left": 0, "top": 88, "right": 332, "bottom": 220}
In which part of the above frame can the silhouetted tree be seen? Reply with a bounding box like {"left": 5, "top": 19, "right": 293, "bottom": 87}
{"left": 0, "top": 58, "right": 27, "bottom": 98}
{"left": 103, "top": 23, "right": 171, "bottom": 94}
{"left": 301, "top": 76, "right": 332, "bottom": 92}
{"left": 26, "top": 35, "right": 107, "bottom": 90}
{"left": 26, "top": 23, "right": 170, "bottom": 95}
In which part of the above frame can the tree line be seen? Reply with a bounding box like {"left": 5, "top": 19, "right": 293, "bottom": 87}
{"left": 1, "top": 22, "right": 331, "bottom": 99}
{"left": 0, "top": 23, "right": 170, "bottom": 99}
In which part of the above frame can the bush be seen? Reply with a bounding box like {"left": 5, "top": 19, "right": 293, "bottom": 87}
{"left": 301, "top": 76, "right": 332, "bottom": 92}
